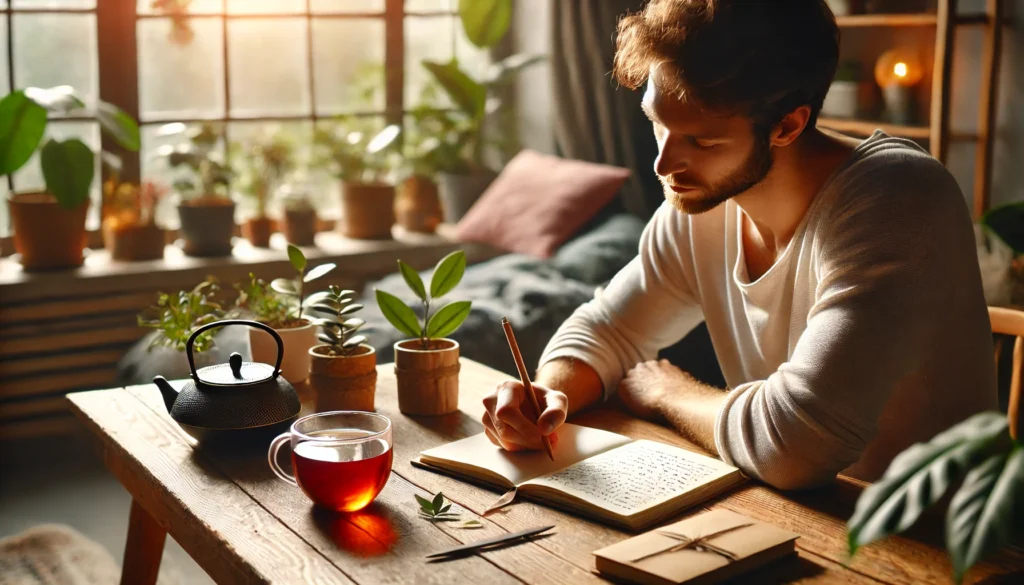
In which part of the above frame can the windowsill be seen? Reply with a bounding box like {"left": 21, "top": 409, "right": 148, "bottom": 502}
{"left": 0, "top": 224, "right": 503, "bottom": 303}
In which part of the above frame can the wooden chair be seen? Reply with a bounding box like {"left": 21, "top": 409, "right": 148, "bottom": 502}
{"left": 989, "top": 306, "right": 1024, "bottom": 440}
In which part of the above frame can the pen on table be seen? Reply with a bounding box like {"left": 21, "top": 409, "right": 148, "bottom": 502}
{"left": 501, "top": 317, "right": 556, "bottom": 461}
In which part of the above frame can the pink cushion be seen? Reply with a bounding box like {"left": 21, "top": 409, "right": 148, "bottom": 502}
{"left": 455, "top": 150, "right": 630, "bottom": 258}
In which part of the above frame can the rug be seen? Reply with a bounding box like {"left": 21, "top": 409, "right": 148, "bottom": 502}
{"left": 0, "top": 525, "right": 180, "bottom": 585}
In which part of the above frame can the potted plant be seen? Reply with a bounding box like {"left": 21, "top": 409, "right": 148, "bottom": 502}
{"left": 422, "top": 0, "right": 543, "bottom": 222}
{"left": 230, "top": 127, "right": 297, "bottom": 248}
{"left": 237, "top": 244, "right": 336, "bottom": 384}
{"left": 313, "top": 118, "right": 401, "bottom": 240}
{"left": 305, "top": 285, "right": 376, "bottom": 412}
{"left": 396, "top": 95, "right": 451, "bottom": 234}
{"left": 847, "top": 412, "right": 1022, "bottom": 584}
{"left": 137, "top": 278, "right": 228, "bottom": 374}
{"left": 0, "top": 86, "right": 140, "bottom": 270}
{"left": 279, "top": 181, "right": 318, "bottom": 247}
{"left": 375, "top": 250, "right": 472, "bottom": 415}
{"left": 165, "top": 122, "right": 235, "bottom": 257}
{"left": 102, "top": 179, "right": 167, "bottom": 261}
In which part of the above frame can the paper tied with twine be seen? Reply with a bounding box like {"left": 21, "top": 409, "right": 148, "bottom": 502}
{"left": 593, "top": 509, "right": 800, "bottom": 585}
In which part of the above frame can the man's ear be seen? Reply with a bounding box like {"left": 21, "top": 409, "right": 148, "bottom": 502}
{"left": 769, "top": 105, "right": 812, "bottom": 147}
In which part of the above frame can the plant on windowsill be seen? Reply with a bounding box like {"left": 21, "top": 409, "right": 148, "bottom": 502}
{"left": 304, "top": 285, "right": 377, "bottom": 412}
{"left": 279, "top": 180, "right": 319, "bottom": 247}
{"left": 421, "top": 0, "right": 544, "bottom": 223}
{"left": 163, "top": 122, "right": 235, "bottom": 257}
{"left": 234, "top": 244, "right": 335, "bottom": 384}
{"left": 0, "top": 86, "right": 140, "bottom": 271}
{"left": 375, "top": 250, "right": 472, "bottom": 415}
{"left": 395, "top": 87, "right": 455, "bottom": 235}
{"left": 312, "top": 118, "right": 401, "bottom": 240}
{"left": 101, "top": 178, "right": 168, "bottom": 262}
{"left": 230, "top": 126, "right": 298, "bottom": 248}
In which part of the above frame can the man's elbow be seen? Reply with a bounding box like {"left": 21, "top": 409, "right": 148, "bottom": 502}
{"left": 747, "top": 459, "right": 839, "bottom": 491}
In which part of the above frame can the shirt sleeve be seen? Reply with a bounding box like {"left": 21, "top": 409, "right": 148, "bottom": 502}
{"left": 539, "top": 202, "right": 705, "bottom": 398}
{"left": 714, "top": 154, "right": 967, "bottom": 489}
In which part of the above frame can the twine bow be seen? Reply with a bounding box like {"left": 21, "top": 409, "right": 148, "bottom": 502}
{"left": 626, "top": 522, "right": 754, "bottom": 564}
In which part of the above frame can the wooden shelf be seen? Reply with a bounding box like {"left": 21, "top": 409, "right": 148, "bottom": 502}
{"left": 818, "top": 118, "right": 932, "bottom": 139}
{"left": 835, "top": 14, "right": 938, "bottom": 27}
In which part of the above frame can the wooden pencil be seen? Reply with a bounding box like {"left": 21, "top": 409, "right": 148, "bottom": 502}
{"left": 501, "top": 317, "right": 555, "bottom": 461}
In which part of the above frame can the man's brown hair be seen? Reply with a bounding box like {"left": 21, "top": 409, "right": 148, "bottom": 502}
{"left": 614, "top": 0, "right": 839, "bottom": 131}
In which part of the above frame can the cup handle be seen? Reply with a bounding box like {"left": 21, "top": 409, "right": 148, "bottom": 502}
{"left": 268, "top": 433, "right": 297, "bottom": 486}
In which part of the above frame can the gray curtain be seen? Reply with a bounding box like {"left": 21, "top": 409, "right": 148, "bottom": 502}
{"left": 550, "top": 0, "right": 662, "bottom": 219}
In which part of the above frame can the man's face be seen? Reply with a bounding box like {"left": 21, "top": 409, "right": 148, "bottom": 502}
{"left": 642, "top": 71, "right": 774, "bottom": 214}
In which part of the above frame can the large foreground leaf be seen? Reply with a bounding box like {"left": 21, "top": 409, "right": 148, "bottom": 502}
{"left": 426, "top": 301, "right": 472, "bottom": 339}
{"left": 0, "top": 91, "right": 47, "bottom": 175}
{"left": 375, "top": 289, "right": 421, "bottom": 338}
{"left": 40, "top": 138, "right": 94, "bottom": 209}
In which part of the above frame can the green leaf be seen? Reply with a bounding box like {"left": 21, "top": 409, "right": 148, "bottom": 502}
{"left": 426, "top": 301, "right": 472, "bottom": 339}
{"left": 981, "top": 201, "right": 1024, "bottom": 254}
{"left": 946, "top": 444, "right": 1024, "bottom": 583}
{"left": 308, "top": 303, "right": 340, "bottom": 316}
{"left": 95, "top": 101, "right": 140, "bottom": 152}
{"left": 421, "top": 60, "right": 486, "bottom": 120}
{"left": 271, "top": 278, "right": 299, "bottom": 296}
{"left": 432, "top": 492, "right": 445, "bottom": 511}
{"left": 287, "top": 245, "right": 307, "bottom": 273}
{"left": 0, "top": 91, "right": 48, "bottom": 176}
{"left": 847, "top": 413, "right": 1009, "bottom": 556}
{"left": 415, "top": 494, "right": 434, "bottom": 513}
{"left": 459, "top": 0, "right": 512, "bottom": 49}
{"left": 343, "top": 318, "right": 365, "bottom": 330}
{"left": 304, "top": 262, "right": 335, "bottom": 283}
{"left": 343, "top": 335, "right": 367, "bottom": 348}
{"left": 430, "top": 250, "right": 467, "bottom": 299}
{"left": 398, "top": 260, "right": 427, "bottom": 301}
{"left": 338, "top": 303, "right": 363, "bottom": 316}
{"left": 318, "top": 332, "right": 338, "bottom": 345}
{"left": 375, "top": 289, "right": 422, "bottom": 338}
{"left": 440, "top": 503, "right": 452, "bottom": 514}
{"left": 40, "top": 138, "right": 94, "bottom": 210}
{"left": 485, "top": 53, "right": 545, "bottom": 86}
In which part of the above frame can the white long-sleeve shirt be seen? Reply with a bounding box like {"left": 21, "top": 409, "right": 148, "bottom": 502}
{"left": 539, "top": 131, "right": 997, "bottom": 489}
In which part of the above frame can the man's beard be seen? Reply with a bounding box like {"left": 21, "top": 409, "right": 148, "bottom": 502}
{"left": 663, "top": 133, "right": 774, "bottom": 215}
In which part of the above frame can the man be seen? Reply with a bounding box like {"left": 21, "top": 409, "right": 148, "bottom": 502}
{"left": 481, "top": 0, "right": 996, "bottom": 489}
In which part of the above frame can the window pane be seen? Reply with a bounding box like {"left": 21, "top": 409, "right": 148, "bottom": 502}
{"left": 138, "top": 17, "right": 225, "bottom": 121}
{"left": 227, "top": 0, "right": 303, "bottom": 13}
{"left": 12, "top": 13, "right": 98, "bottom": 105}
{"left": 140, "top": 122, "right": 226, "bottom": 229}
{"left": 228, "top": 18, "right": 310, "bottom": 117}
{"left": 227, "top": 120, "right": 315, "bottom": 219}
{"left": 312, "top": 18, "right": 385, "bottom": 115}
{"left": 12, "top": 0, "right": 95, "bottom": 7}
{"left": 405, "top": 15, "right": 454, "bottom": 108}
{"left": 0, "top": 178, "right": 8, "bottom": 238}
{"left": 405, "top": 0, "right": 454, "bottom": 11}
{"left": 0, "top": 15, "right": 8, "bottom": 94}
{"left": 137, "top": 0, "right": 220, "bottom": 14}
{"left": 311, "top": 0, "right": 383, "bottom": 13}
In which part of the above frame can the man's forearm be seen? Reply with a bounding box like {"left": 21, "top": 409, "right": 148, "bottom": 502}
{"left": 535, "top": 357, "right": 603, "bottom": 416}
{"left": 656, "top": 378, "right": 728, "bottom": 456}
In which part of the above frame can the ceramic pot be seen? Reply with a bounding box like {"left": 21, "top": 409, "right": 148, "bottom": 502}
{"left": 437, "top": 170, "right": 497, "bottom": 224}
{"left": 102, "top": 221, "right": 165, "bottom": 261}
{"left": 249, "top": 320, "right": 319, "bottom": 385}
{"left": 283, "top": 207, "right": 317, "bottom": 246}
{"left": 393, "top": 338, "right": 460, "bottom": 416}
{"left": 243, "top": 216, "right": 273, "bottom": 248}
{"left": 821, "top": 80, "right": 861, "bottom": 119}
{"left": 8, "top": 191, "right": 89, "bottom": 271}
{"left": 178, "top": 198, "right": 235, "bottom": 257}
{"left": 340, "top": 182, "right": 395, "bottom": 240}
{"left": 309, "top": 344, "right": 378, "bottom": 412}
{"left": 396, "top": 175, "right": 442, "bottom": 234}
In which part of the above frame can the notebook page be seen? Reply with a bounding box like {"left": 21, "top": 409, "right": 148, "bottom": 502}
{"left": 522, "top": 440, "right": 738, "bottom": 517}
{"left": 419, "top": 424, "right": 633, "bottom": 486}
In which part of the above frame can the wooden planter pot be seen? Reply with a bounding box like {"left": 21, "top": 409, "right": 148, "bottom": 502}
{"left": 394, "top": 339, "right": 460, "bottom": 416}
{"left": 178, "top": 198, "right": 235, "bottom": 257}
{"left": 340, "top": 182, "right": 395, "bottom": 240}
{"left": 396, "top": 175, "right": 442, "bottom": 234}
{"left": 8, "top": 191, "right": 89, "bottom": 271}
{"left": 102, "top": 221, "right": 165, "bottom": 261}
{"left": 283, "top": 207, "right": 317, "bottom": 246}
{"left": 309, "top": 344, "right": 378, "bottom": 412}
{"left": 249, "top": 320, "right": 319, "bottom": 385}
{"left": 243, "top": 216, "right": 273, "bottom": 248}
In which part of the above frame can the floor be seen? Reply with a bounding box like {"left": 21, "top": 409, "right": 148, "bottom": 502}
{"left": 0, "top": 432, "right": 215, "bottom": 585}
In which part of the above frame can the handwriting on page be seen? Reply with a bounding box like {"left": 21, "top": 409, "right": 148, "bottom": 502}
{"left": 536, "top": 442, "right": 718, "bottom": 514}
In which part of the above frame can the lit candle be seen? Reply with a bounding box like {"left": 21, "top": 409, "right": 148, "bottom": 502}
{"left": 875, "top": 49, "right": 923, "bottom": 125}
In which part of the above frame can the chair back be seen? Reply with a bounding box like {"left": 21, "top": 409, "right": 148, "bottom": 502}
{"left": 989, "top": 306, "right": 1024, "bottom": 440}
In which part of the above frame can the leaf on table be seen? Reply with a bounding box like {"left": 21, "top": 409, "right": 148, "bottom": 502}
{"left": 453, "top": 519, "right": 484, "bottom": 529}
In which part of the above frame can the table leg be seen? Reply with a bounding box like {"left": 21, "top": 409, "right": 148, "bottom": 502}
{"left": 121, "top": 498, "right": 167, "bottom": 585}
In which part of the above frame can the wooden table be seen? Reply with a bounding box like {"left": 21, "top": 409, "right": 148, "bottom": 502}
{"left": 66, "top": 359, "right": 1024, "bottom": 585}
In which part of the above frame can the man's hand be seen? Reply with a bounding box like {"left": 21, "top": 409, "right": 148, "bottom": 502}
{"left": 482, "top": 380, "right": 567, "bottom": 452}
{"left": 617, "top": 359, "right": 693, "bottom": 420}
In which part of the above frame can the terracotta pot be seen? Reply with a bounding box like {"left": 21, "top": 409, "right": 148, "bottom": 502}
{"left": 396, "top": 175, "right": 443, "bottom": 234}
{"left": 309, "top": 344, "right": 378, "bottom": 412}
{"left": 102, "top": 221, "right": 165, "bottom": 261}
{"left": 243, "top": 216, "right": 273, "bottom": 248}
{"left": 178, "top": 198, "right": 235, "bottom": 257}
{"left": 249, "top": 320, "right": 319, "bottom": 385}
{"left": 393, "top": 338, "right": 460, "bottom": 416}
{"left": 340, "top": 182, "right": 395, "bottom": 240}
{"left": 283, "top": 207, "right": 317, "bottom": 246}
{"left": 437, "top": 170, "right": 497, "bottom": 223}
{"left": 8, "top": 191, "right": 89, "bottom": 271}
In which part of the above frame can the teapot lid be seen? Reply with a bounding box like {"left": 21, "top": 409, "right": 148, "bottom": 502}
{"left": 198, "top": 353, "right": 275, "bottom": 386}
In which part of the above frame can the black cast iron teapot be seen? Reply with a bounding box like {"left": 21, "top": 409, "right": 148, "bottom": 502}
{"left": 153, "top": 320, "right": 301, "bottom": 444}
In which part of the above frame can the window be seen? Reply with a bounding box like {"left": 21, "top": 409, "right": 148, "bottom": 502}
{"left": 1, "top": 0, "right": 486, "bottom": 236}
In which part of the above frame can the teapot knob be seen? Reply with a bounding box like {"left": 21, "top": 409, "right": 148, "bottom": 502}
{"left": 229, "top": 353, "right": 243, "bottom": 379}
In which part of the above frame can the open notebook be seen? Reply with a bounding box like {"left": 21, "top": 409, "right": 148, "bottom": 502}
{"left": 418, "top": 424, "right": 745, "bottom": 531}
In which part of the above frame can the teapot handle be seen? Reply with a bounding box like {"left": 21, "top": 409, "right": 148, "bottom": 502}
{"left": 186, "top": 319, "right": 284, "bottom": 380}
